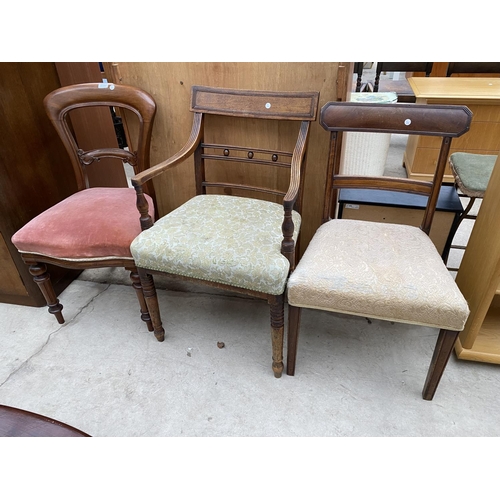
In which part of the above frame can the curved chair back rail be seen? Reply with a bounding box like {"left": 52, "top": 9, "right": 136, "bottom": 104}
{"left": 371, "top": 62, "right": 434, "bottom": 103}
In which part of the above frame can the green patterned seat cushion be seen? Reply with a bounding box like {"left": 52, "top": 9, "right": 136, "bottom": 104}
{"left": 131, "top": 195, "right": 301, "bottom": 295}
{"left": 449, "top": 152, "right": 497, "bottom": 198}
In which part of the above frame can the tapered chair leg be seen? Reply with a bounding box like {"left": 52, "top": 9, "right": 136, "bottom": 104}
{"left": 127, "top": 267, "right": 154, "bottom": 332}
{"left": 269, "top": 295, "right": 284, "bottom": 378}
{"left": 137, "top": 268, "right": 165, "bottom": 342}
{"left": 286, "top": 305, "right": 302, "bottom": 376}
{"left": 29, "top": 263, "right": 64, "bottom": 324}
{"left": 422, "top": 329, "right": 459, "bottom": 401}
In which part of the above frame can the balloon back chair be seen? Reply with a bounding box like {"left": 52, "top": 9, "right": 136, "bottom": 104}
{"left": 12, "top": 82, "right": 157, "bottom": 332}
{"left": 286, "top": 101, "right": 473, "bottom": 400}
{"left": 130, "top": 85, "right": 319, "bottom": 376}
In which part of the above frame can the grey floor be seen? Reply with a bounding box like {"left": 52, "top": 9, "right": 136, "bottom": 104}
{"left": 1, "top": 68, "right": 497, "bottom": 440}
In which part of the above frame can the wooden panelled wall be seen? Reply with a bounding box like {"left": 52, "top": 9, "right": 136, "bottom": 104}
{"left": 106, "top": 62, "right": 349, "bottom": 254}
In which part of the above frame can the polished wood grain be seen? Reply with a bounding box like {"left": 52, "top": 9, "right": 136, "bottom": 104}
{"left": 0, "top": 62, "right": 81, "bottom": 307}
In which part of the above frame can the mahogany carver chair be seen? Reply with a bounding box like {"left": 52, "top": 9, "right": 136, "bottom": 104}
{"left": 130, "top": 85, "right": 319, "bottom": 376}
{"left": 286, "top": 101, "right": 473, "bottom": 400}
{"left": 11, "top": 83, "right": 157, "bottom": 332}
{"left": 372, "top": 62, "right": 433, "bottom": 102}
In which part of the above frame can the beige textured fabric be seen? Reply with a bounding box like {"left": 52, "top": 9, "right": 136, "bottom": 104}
{"left": 287, "top": 220, "right": 469, "bottom": 331}
{"left": 131, "top": 195, "right": 301, "bottom": 295}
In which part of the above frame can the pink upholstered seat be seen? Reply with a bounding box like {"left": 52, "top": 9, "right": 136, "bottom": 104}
{"left": 12, "top": 188, "right": 154, "bottom": 260}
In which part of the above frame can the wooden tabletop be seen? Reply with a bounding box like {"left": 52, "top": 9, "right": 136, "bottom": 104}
{"left": 408, "top": 77, "right": 500, "bottom": 100}
{"left": 0, "top": 404, "right": 90, "bottom": 437}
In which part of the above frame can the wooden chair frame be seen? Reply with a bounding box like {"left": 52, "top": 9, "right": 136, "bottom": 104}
{"left": 287, "top": 101, "right": 472, "bottom": 400}
{"left": 16, "top": 83, "right": 157, "bottom": 330}
{"left": 132, "top": 85, "right": 319, "bottom": 376}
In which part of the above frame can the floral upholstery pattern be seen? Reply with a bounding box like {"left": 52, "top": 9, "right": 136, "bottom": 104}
{"left": 131, "top": 195, "right": 301, "bottom": 295}
{"left": 287, "top": 219, "right": 469, "bottom": 331}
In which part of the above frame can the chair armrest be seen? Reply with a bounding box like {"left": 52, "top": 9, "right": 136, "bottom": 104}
{"left": 281, "top": 121, "right": 311, "bottom": 268}
{"left": 131, "top": 113, "right": 203, "bottom": 187}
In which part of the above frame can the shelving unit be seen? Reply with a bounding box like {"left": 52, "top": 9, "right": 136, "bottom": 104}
{"left": 404, "top": 77, "right": 500, "bottom": 183}
{"left": 455, "top": 154, "right": 500, "bottom": 363}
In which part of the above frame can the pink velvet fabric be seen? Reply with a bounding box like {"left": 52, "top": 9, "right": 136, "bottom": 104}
{"left": 12, "top": 188, "right": 154, "bottom": 260}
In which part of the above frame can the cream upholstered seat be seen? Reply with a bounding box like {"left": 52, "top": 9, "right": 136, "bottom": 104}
{"left": 131, "top": 195, "right": 301, "bottom": 295}
{"left": 287, "top": 220, "right": 468, "bottom": 331}
{"left": 130, "top": 85, "right": 319, "bottom": 377}
{"left": 286, "top": 101, "right": 473, "bottom": 400}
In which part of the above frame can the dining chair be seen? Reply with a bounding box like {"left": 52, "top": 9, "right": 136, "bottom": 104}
{"left": 372, "top": 62, "right": 433, "bottom": 102}
{"left": 286, "top": 101, "right": 473, "bottom": 400}
{"left": 130, "top": 85, "right": 319, "bottom": 376}
{"left": 445, "top": 152, "right": 497, "bottom": 271}
{"left": 11, "top": 82, "right": 157, "bottom": 332}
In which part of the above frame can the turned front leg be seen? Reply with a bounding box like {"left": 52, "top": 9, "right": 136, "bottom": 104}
{"left": 269, "top": 294, "right": 284, "bottom": 378}
{"left": 138, "top": 268, "right": 165, "bottom": 342}
{"left": 29, "top": 263, "right": 64, "bottom": 324}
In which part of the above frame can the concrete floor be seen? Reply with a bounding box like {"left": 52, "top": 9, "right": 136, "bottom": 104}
{"left": 1, "top": 73, "right": 498, "bottom": 438}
